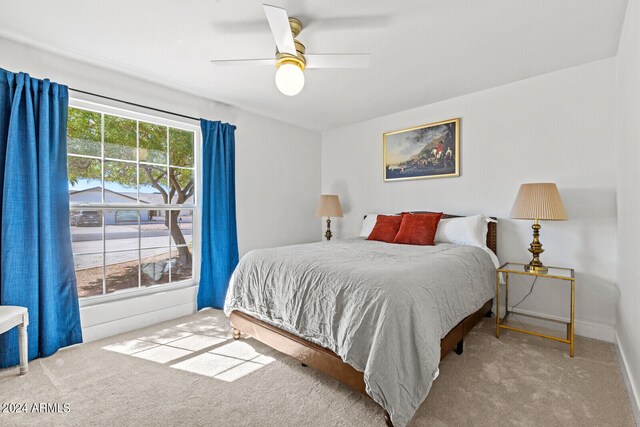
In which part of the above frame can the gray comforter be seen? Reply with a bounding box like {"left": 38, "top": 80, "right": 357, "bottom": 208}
{"left": 224, "top": 237, "right": 495, "bottom": 426}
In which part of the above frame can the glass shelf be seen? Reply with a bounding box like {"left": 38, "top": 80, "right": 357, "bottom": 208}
{"left": 497, "top": 262, "right": 574, "bottom": 280}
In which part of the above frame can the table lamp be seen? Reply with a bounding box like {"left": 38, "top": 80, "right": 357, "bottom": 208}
{"left": 315, "top": 195, "right": 343, "bottom": 241}
{"left": 510, "top": 183, "right": 567, "bottom": 274}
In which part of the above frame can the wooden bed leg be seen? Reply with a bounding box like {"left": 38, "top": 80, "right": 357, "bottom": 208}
{"left": 232, "top": 328, "right": 241, "bottom": 340}
{"left": 384, "top": 411, "right": 394, "bottom": 427}
{"left": 455, "top": 339, "right": 464, "bottom": 355}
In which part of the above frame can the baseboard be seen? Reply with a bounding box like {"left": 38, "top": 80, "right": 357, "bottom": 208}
{"left": 615, "top": 332, "right": 640, "bottom": 426}
{"left": 496, "top": 305, "right": 615, "bottom": 342}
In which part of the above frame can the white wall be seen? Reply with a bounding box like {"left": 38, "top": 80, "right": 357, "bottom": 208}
{"left": 322, "top": 59, "right": 618, "bottom": 342}
{"left": 0, "top": 37, "right": 321, "bottom": 341}
{"left": 615, "top": 0, "right": 640, "bottom": 420}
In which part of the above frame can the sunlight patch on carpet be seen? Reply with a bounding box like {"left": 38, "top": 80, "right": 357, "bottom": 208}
{"left": 169, "top": 334, "right": 227, "bottom": 351}
{"left": 102, "top": 318, "right": 274, "bottom": 382}
{"left": 171, "top": 341, "right": 275, "bottom": 382}
{"left": 102, "top": 339, "right": 158, "bottom": 355}
{"left": 133, "top": 345, "right": 192, "bottom": 363}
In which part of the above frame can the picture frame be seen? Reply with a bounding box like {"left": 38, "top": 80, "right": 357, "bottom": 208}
{"left": 383, "top": 118, "right": 460, "bottom": 182}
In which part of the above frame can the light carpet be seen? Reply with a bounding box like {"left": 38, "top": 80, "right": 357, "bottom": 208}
{"left": 0, "top": 310, "right": 635, "bottom": 427}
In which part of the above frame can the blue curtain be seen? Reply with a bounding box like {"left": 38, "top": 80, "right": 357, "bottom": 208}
{"left": 0, "top": 69, "right": 82, "bottom": 368}
{"left": 198, "top": 119, "right": 238, "bottom": 310}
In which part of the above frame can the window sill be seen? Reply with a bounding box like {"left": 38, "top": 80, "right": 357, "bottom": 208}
{"left": 78, "top": 279, "right": 198, "bottom": 308}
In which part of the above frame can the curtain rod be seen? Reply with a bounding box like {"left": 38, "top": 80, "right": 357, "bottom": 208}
{"left": 68, "top": 88, "right": 200, "bottom": 122}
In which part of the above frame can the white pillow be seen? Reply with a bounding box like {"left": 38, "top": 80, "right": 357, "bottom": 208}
{"left": 435, "top": 215, "right": 493, "bottom": 248}
{"left": 360, "top": 214, "right": 379, "bottom": 237}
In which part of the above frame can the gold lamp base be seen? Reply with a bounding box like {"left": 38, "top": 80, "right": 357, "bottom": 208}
{"left": 525, "top": 219, "right": 548, "bottom": 274}
{"left": 524, "top": 263, "right": 548, "bottom": 274}
{"left": 324, "top": 218, "right": 333, "bottom": 241}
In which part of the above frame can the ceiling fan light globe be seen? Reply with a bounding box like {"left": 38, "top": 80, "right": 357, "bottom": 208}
{"left": 275, "top": 63, "right": 305, "bottom": 96}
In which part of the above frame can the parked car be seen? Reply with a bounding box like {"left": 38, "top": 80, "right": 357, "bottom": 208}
{"left": 70, "top": 210, "right": 102, "bottom": 227}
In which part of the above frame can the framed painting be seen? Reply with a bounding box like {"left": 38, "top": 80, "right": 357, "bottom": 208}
{"left": 383, "top": 118, "right": 460, "bottom": 181}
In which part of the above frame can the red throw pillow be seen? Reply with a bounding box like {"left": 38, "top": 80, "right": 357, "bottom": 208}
{"left": 394, "top": 213, "right": 443, "bottom": 245}
{"left": 367, "top": 215, "right": 403, "bottom": 243}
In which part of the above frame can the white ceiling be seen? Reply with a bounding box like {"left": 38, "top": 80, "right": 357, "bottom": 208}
{"left": 0, "top": 0, "right": 628, "bottom": 131}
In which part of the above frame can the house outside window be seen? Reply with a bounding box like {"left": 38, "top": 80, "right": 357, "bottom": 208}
{"left": 67, "top": 100, "right": 199, "bottom": 299}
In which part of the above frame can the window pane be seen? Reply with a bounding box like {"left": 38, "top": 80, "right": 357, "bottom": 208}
{"left": 139, "top": 122, "right": 167, "bottom": 164}
{"left": 169, "top": 210, "right": 193, "bottom": 247}
{"left": 67, "top": 108, "right": 101, "bottom": 157}
{"left": 75, "top": 253, "right": 104, "bottom": 298}
{"left": 68, "top": 157, "right": 102, "bottom": 197}
{"left": 141, "top": 249, "right": 170, "bottom": 287}
{"left": 105, "top": 210, "right": 139, "bottom": 252}
{"left": 104, "top": 161, "right": 137, "bottom": 200}
{"left": 104, "top": 115, "right": 137, "bottom": 161}
{"left": 68, "top": 105, "right": 198, "bottom": 300}
{"left": 171, "top": 245, "right": 192, "bottom": 282}
{"left": 169, "top": 128, "right": 194, "bottom": 167}
{"left": 169, "top": 168, "right": 194, "bottom": 205}
{"left": 139, "top": 164, "right": 168, "bottom": 204}
{"left": 141, "top": 209, "right": 170, "bottom": 248}
{"left": 70, "top": 209, "right": 103, "bottom": 254}
{"left": 105, "top": 251, "right": 140, "bottom": 293}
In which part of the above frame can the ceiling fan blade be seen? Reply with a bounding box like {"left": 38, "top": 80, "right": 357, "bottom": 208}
{"left": 299, "top": 15, "right": 391, "bottom": 32}
{"left": 263, "top": 4, "right": 297, "bottom": 55}
{"left": 305, "top": 54, "right": 370, "bottom": 69}
{"left": 210, "top": 58, "right": 275, "bottom": 66}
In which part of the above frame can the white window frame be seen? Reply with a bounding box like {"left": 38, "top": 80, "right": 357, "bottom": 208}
{"left": 69, "top": 98, "right": 201, "bottom": 307}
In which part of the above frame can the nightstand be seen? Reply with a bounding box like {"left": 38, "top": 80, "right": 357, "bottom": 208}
{"left": 495, "top": 262, "right": 575, "bottom": 357}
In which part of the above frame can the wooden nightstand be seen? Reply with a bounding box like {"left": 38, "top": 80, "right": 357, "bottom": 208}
{"left": 495, "top": 262, "right": 575, "bottom": 357}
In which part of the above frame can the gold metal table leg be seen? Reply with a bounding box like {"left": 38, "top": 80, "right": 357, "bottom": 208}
{"left": 570, "top": 279, "right": 575, "bottom": 357}
{"left": 505, "top": 272, "right": 509, "bottom": 320}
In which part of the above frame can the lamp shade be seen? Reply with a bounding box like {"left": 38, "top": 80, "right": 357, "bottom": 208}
{"left": 315, "top": 195, "right": 343, "bottom": 218}
{"left": 510, "top": 183, "right": 568, "bottom": 220}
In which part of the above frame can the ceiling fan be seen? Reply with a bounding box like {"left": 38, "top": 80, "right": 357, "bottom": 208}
{"left": 210, "top": 4, "right": 370, "bottom": 96}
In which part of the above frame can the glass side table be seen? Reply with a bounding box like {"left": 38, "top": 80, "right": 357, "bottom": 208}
{"left": 496, "top": 262, "right": 575, "bottom": 357}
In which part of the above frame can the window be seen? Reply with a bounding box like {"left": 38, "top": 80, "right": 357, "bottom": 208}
{"left": 67, "top": 101, "right": 198, "bottom": 299}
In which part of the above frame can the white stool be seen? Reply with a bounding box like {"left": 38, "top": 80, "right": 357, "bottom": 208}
{"left": 0, "top": 306, "right": 29, "bottom": 375}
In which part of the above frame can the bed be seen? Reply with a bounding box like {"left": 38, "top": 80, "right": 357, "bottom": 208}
{"left": 224, "top": 213, "right": 497, "bottom": 427}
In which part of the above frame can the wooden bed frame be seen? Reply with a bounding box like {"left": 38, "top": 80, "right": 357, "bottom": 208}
{"left": 230, "top": 213, "right": 497, "bottom": 426}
